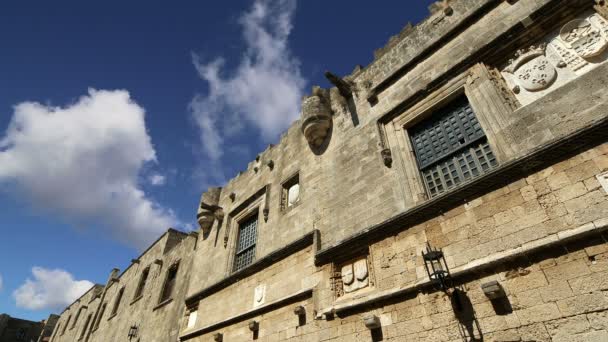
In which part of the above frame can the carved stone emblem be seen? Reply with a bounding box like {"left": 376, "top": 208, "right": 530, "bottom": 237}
{"left": 253, "top": 284, "right": 266, "bottom": 307}
{"left": 560, "top": 18, "right": 608, "bottom": 59}
{"left": 341, "top": 258, "right": 370, "bottom": 294}
{"left": 504, "top": 44, "right": 557, "bottom": 92}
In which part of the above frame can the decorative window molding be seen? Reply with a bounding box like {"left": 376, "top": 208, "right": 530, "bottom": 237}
{"left": 408, "top": 95, "right": 498, "bottom": 198}
{"left": 92, "top": 303, "right": 106, "bottom": 331}
{"left": 597, "top": 171, "right": 608, "bottom": 194}
{"left": 79, "top": 314, "right": 93, "bottom": 340}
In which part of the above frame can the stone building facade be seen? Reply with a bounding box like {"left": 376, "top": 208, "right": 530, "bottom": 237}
{"left": 0, "top": 314, "right": 44, "bottom": 342}
{"left": 50, "top": 0, "right": 608, "bottom": 341}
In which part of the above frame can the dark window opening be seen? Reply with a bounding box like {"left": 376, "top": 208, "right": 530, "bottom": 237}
{"left": 409, "top": 95, "right": 498, "bottom": 198}
{"left": 80, "top": 314, "right": 93, "bottom": 340}
{"left": 133, "top": 267, "right": 150, "bottom": 299}
{"left": 233, "top": 215, "right": 258, "bottom": 272}
{"left": 93, "top": 303, "right": 106, "bottom": 331}
{"left": 111, "top": 287, "right": 125, "bottom": 316}
{"left": 159, "top": 263, "right": 179, "bottom": 303}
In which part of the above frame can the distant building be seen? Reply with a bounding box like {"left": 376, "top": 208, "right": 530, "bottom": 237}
{"left": 36, "top": 314, "right": 59, "bottom": 342}
{"left": 50, "top": 0, "right": 608, "bottom": 341}
{"left": 0, "top": 314, "right": 44, "bottom": 342}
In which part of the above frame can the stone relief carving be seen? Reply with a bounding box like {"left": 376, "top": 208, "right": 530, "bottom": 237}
{"left": 253, "top": 284, "right": 266, "bottom": 308}
{"left": 503, "top": 43, "right": 557, "bottom": 92}
{"left": 501, "top": 11, "right": 608, "bottom": 106}
{"left": 332, "top": 257, "right": 373, "bottom": 298}
{"left": 560, "top": 16, "right": 608, "bottom": 59}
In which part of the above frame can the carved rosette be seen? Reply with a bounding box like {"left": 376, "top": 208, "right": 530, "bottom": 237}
{"left": 503, "top": 43, "right": 557, "bottom": 92}
{"left": 301, "top": 87, "right": 332, "bottom": 148}
{"left": 197, "top": 187, "right": 223, "bottom": 235}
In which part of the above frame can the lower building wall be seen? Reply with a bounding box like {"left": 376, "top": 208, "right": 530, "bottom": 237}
{"left": 185, "top": 235, "right": 608, "bottom": 342}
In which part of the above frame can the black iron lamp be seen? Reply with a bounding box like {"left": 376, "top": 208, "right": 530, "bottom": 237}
{"left": 128, "top": 324, "right": 138, "bottom": 340}
{"left": 422, "top": 243, "right": 453, "bottom": 292}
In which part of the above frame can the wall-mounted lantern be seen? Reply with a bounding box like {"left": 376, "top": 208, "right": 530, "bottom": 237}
{"left": 127, "top": 325, "right": 138, "bottom": 341}
{"left": 422, "top": 243, "right": 453, "bottom": 292}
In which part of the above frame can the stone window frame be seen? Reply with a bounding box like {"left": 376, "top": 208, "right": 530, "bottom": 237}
{"left": 78, "top": 313, "right": 93, "bottom": 341}
{"left": 157, "top": 260, "right": 181, "bottom": 305}
{"left": 108, "top": 286, "right": 125, "bottom": 319}
{"left": 131, "top": 265, "right": 151, "bottom": 304}
{"left": 61, "top": 314, "right": 71, "bottom": 335}
{"left": 70, "top": 305, "right": 86, "bottom": 330}
{"left": 92, "top": 302, "right": 106, "bottom": 332}
{"left": 279, "top": 171, "right": 301, "bottom": 213}
{"left": 384, "top": 68, "right": 514, "bottom": 207}
{"left": 183, "top": 302, "right": 199, "bottom": 332}
{"left": 225, "top": 194, "right": 265, "bottom": 276}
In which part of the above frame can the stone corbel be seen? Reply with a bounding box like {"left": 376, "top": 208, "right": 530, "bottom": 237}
{"left": 301, "top": 86, "right": 333, "bottom": 149}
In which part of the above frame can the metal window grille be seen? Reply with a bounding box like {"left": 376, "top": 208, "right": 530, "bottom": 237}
{"left": 233, "top": 215, "right": 258, "bottom": 272}
{"left": 410, "top": 96, "right": 498, "bottom": 198}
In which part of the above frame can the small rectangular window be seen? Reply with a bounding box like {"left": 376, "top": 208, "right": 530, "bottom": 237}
{"left": 110, "top": 287, "right": 125, "bottom": 316}
{"left": 133, "top": 267, "right": 150, "bottom": 300}
{"left": 159, "top": 263, "right": 179, "bottom": 303}
{"left": 71, "top": 307, "right": 84, "bottom": 330}
{"left": 80, "top": 314, "right": 93, "bottom": 340}
{"left": 233, "top": 215, "right": 258, "bottom": 272}
{"left": 409, "top": 95, "right": 498, "bottom": 197}
{"left": 61, "top": 315, "right": 71, "bottom": 335}
{"left": 281, "top": 173, "right": 300, "bottom": 211}
{"left": 93, "top": 303, "right": 106, "bottom": 331}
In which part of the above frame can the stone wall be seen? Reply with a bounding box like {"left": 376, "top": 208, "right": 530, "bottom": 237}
{"left": 49, "top": 1, "right": 608, "bottom": 341}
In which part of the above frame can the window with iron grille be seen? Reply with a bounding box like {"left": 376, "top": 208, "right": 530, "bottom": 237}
{"left": 233, "top": 214, "right": 258, "bottom": 272}
{"left": 409, "top": 95, "right": 498, "bottom": 198}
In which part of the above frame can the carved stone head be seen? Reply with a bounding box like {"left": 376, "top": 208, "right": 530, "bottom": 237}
{"left": 197, "top": 187, "right": 222, "bottom": 235}
{"left": 301, "top": 86, "right": 332, "bottom": 148}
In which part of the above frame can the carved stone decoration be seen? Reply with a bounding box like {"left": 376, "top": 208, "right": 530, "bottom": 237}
{"left": 197, "top": 187, "right": 223, "bottom": 235}
{"left": 253, "top": 284, "right": 266, "bottom": 308}
{"left": 381, "top": 148, "right": 393, "bottom": 167}
{"left": 301, "top": 86, "right": 332, "bottom": 148}
{"left": 340, "top": 257, "right": 370, "bottom": 294}
{"left": 560, "top": 17, "right": 608, "bottom": 59}
{"left": 503, "top": 44, "right": 557, "bottom": 92}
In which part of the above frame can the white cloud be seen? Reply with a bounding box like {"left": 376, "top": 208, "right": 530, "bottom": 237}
{"left": 0, "top": 89, "right": 178, "bottom": 248}
{"left": 190, "top": 0, "right": 305, "bottom": 161}
{"left": 148, "top": 173, "right": 166, "bottom": 186}
{"left": 13, "top": 267, "right": 94, "bottom": 311}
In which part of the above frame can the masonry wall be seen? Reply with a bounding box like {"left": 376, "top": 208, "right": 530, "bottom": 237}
{"left": 49, "top": 1, "right": 608, "bottom": 342}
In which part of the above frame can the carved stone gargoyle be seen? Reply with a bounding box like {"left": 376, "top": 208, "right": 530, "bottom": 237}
{"left": 197, "top": 187, "right": 224, "bottom": 235}
{"left": 301, "top": 86, "right": 333, "bottom": 148}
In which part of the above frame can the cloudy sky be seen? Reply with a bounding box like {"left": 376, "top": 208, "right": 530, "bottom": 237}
{"left": 0, "top": 0, "right": 433, "bottom": 320}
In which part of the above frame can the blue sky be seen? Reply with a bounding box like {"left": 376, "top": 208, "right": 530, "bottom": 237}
{"left": 0, "top": 0, "right": 433, "bottom": 320}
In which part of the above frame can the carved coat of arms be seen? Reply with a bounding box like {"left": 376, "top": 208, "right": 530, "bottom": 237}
{"left": 503, "top": 43, "right": 557, "bottom": 92}
{"left": 560, "top": 18, "right": 608, "bottom": 59}
{"left": 341, "top": 258, "right": 369, "bottom": 293}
